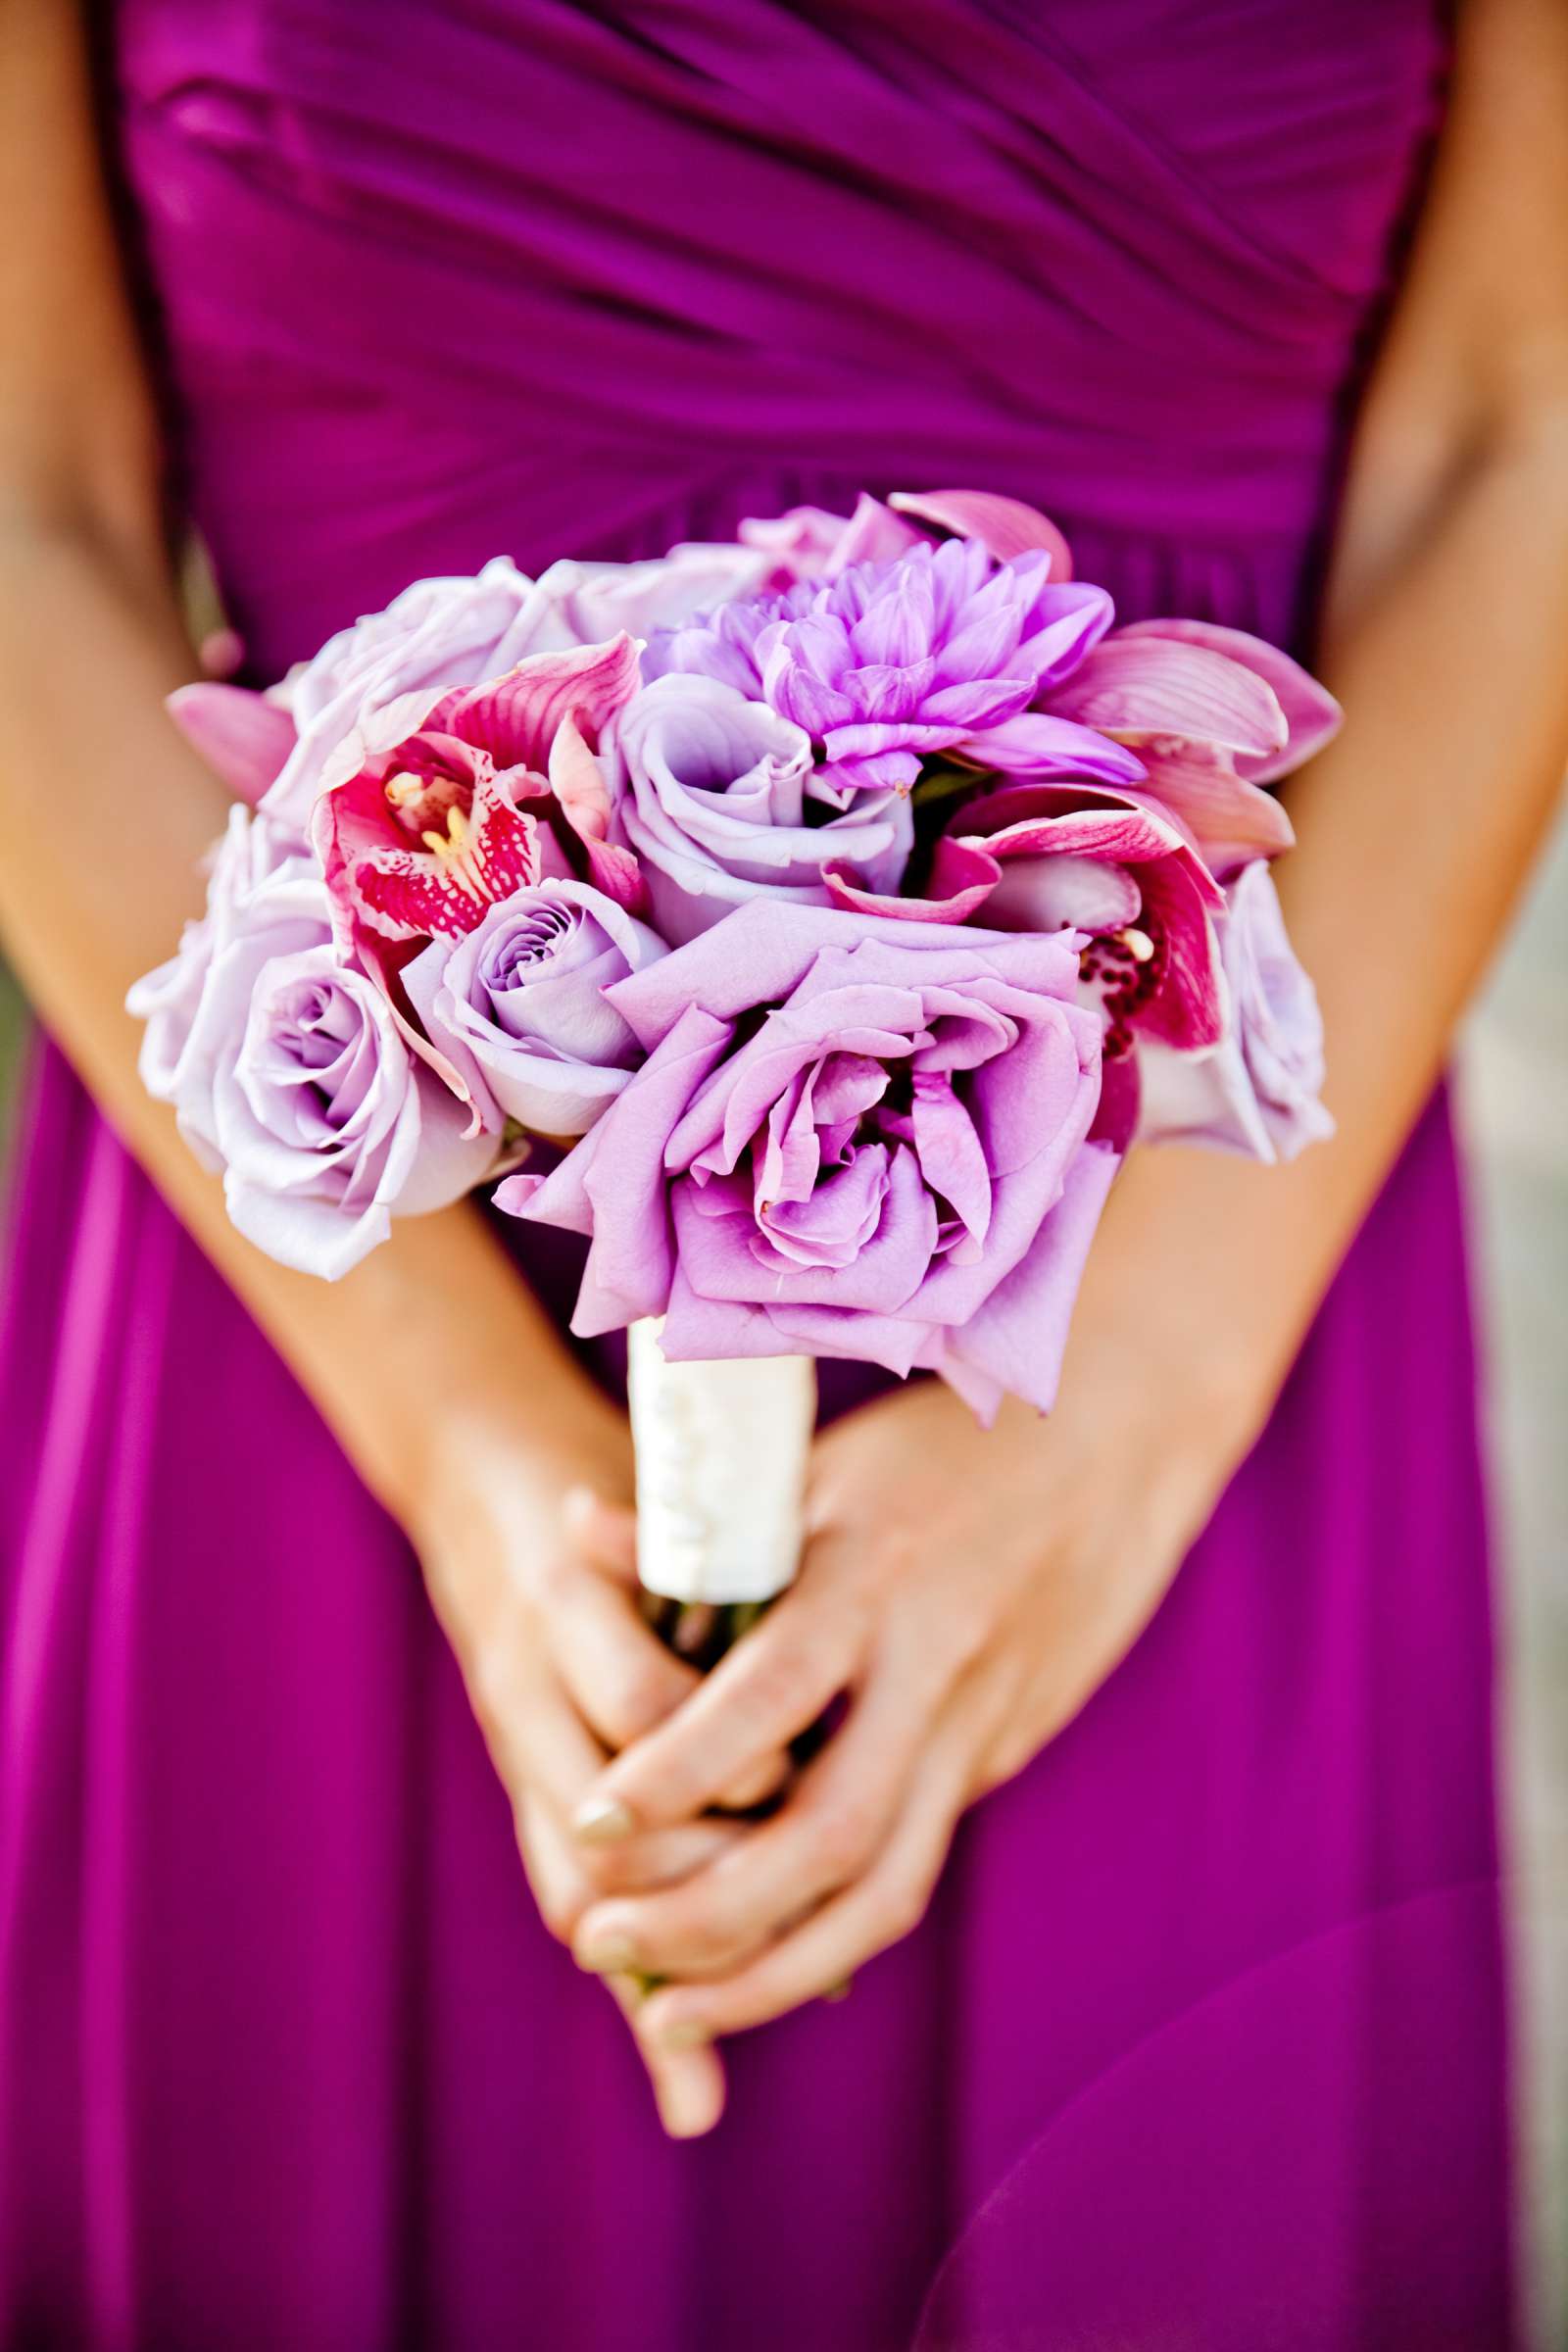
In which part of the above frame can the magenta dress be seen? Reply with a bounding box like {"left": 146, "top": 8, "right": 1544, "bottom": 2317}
{"left": 0, "top": 4, "right": 1513, "bottom": 2345}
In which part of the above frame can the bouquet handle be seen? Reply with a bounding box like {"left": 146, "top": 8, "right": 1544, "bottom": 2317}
{"left": 627, "top": 1320, "right": 816, "bottom": 1605}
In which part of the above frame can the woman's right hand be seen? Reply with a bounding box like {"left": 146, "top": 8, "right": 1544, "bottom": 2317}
{"left": 411, "top": 1396, "right": 747, "bottom": 2136}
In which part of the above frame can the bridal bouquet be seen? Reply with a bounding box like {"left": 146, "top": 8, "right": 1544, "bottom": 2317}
{"left": 131, "top": 490, "right": 1337, "bottom": 1611}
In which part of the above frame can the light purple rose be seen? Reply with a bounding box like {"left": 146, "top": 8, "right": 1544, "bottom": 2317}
{"left": 258, "top": 547, "right": 793, "bottom": 838}
{"left": 499, "top": 902, "right": 1118, "bottom": 1422}
{"left": 129, "top": 811, "right": 494, "bottom": 1276}
{"left": 403, "top": 880, "right": 666, "bottom": 1139}
{"left": 127, "top": 807, "right": 325, "bottom": 1139}
{"left": 607, "top": 674, "right": 912, "bottom": 942}
{"left": 259, "top": 558, "right": 550, "bottom": 834}
{"left": 515, "top": 543, "right": 783, "bottom": 649}
{"left": 1136, "top": 861, "right": 1333, "bottom": 1162}
{"left": 209, "top": 945, "right": 495, "bottom": 1279}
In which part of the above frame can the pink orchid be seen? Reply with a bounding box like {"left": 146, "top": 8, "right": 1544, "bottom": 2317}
{"left": 1043, "top": 617, "right": 1340, "bottom": 877}
{"left": 947, "top": 781, "right": 1228, "bottom": 1055}
{"left": 1115, "top": 620, "right": 1342, "bottom": 784}
{"left": 313, "top": 635, "right": 645, "bottom": 959}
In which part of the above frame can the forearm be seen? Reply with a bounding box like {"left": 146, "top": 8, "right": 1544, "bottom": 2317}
{"left": 1066, "top": 414, "right": 1568, "bottom": 1467}
{"left": 0, "top": 519, "right": 619, "bottom": 1528}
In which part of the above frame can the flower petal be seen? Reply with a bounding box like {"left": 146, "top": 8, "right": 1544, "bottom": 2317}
{"left": 930, "top": 1142, "right": 1119, "bottom": 1417}
{"left": 429, "top": 633, "right": 643, "bottom": 769}
{"left": 1116, "top": 619, "right": 1341, "bottom": 781}
{"left": 1049, "top": 635, "right": 1288, "bottom": 762}
{"left": 1122, "top": 741, "right": 1295, "bottom": 873}
{"left": 954, "top": 712, "right": 1147, "bottom": 786}
{"left": 889, "top": 489, "right": 1075, "bottom": 579}
{"left": 169, "top": 683, "right": 298, "bottom": 811}
{"left": 822, "top": 839, "right": 1001, "bottom": 924}
{"left": 957, "top": 782, "right": 1224, "bottom": 908}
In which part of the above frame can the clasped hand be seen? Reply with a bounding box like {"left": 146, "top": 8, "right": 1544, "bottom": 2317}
{"left": 423, "top": 1377, "right": 1228, "bottom": 2139}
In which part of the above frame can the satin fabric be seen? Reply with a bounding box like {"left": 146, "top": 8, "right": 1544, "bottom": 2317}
{"left": 1, "top": 5, "right": 1514, "bottom": 2345}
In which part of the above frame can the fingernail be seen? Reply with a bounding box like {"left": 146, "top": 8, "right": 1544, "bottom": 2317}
{"left": 573, "top": 1794, "right": 636, "bottom": 1845}
{"left": 656, "top": 2017, "right": 709, "bottom": 2052}
{"left": 578, "top": 1930, "right": 641, "bottom": 1975}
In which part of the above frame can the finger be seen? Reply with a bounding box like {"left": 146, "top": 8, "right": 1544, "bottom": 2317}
{"left": 637, "top": 1738, "right": 967, "bottom": 2046}
{"left": 570, "top": 1639, "right": 944, "bottom": 1980}
{"left": 560, "top": 1498, "right": 792, "bottom": 1813}
{"left": 476, "top": 1648, "right": 607, "bottom": 1828}
{"left": 520, "top": 1799, "right": 726, "bottom": 2138}
{"left": 515, "top": 1790, "right": 601, "bottom": 1946}
{"left": 604, "top": 1971, "right": 726, "bottom": 2140}
{"left": 544, "top": 1550, "right": 704, "bottom": 1753}
{"left": 563, "top": 1488, "right": 639, "bottom": 1584}
{"left": 483, "top": 1648, "right": 746, "bottom": 1893}
{"left": 571, "top": 1560, "right": 867, "bottom": 1840}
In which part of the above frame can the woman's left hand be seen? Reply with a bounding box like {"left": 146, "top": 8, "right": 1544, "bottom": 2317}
{"left": 565, "top": 1368, "right": 1244, "bottom": 2079}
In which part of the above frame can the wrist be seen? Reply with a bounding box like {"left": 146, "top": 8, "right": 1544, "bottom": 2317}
{"left": 1049, "top": 1292, "right": 1266, "bottom": 1556}
{"left": 405, "top": 1376, "right": 631, "bottom": 1562}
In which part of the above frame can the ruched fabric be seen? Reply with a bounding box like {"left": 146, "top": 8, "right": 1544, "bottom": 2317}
{"left": 1, "top": 6, "right": 1514, "bottom": 2345}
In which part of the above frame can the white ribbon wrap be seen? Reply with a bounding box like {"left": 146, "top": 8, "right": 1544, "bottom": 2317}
{"left": 628, "top": 1319, "right": 816, "bottom": 1603}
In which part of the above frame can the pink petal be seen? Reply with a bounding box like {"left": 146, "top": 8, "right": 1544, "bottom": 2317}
{"left": 578, "top": 832, "right": 650, "bottom": 910}
{"left": 983, "top": 852, "right": 1141, "bottom": 934}
{"left": 959, "top": 784, "right": 1224, "bottom": 910}
{"left": 168, "top": 683, "right": 297, "bottom": 808}
{"left": 314, "top": 749, "right": 541, "bottom": 946}
{"left": 822, "top": 836, "right": 1000, "bottom": 923}
{"left": 1049, "top": 635, "right": 1288, "bottom": 763}
{"left": 540, "top": 713, "right": 650, "bottom": 912}
{"left": 1135, "top": 858, "right": 1225, "bottom": 1050}
{"left": 737, "top": 505, "right": 858, "bottom": 580}
{"left": 546, "top": 711, "right": 613, "bottom": 840}
{"left": 1088, "top": 1054, "right": 1140, "bottom": 1152}
{"left": 428, "top": 634, "right": 642, "bottom": 770}
{"left": 1117, "top": 619, "right": 1341, "bottom": 782}
{"left": 820, "top": 494, "right": 927, "bottom": 576}
{"left": 889, "top": 490, "right": 1074, "bottom": 580}
{"left": 1122, "top": 741, "right": 1295, "bottom": 873}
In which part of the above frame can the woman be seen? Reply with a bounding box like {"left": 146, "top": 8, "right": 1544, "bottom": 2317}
{"left": 1, "top": 0, "right": 1563, "bottom": 2343}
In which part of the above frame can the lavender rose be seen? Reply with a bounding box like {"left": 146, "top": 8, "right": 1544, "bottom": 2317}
{"left": 127, "top": 807, "right": 325, "bottom": 1146}
{"left": 260, "top": 558, "right": 550, "bottom": 834}
{"left": 607, "top": 673, "right": 912, "bottom": 942}
{"left": 129, "top": 808, "right": 494, "bottom": 1275}
{"left": 203, "top": 945, "right": 495, "bottom": 1279}
{"left": 1136, "top": 860, "right": 1333, "bottom": 1161}
{"left": 403, "top": 880, "right": 667, "bottom": 1139}
{"left": 499, "top": 902, "right": 1117, "bottom": 1421}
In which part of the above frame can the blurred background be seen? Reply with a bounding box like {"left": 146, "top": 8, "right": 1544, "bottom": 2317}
{"left": 1460, "top": 812, "right": 1568, "bottom": 2342}
{"left": 2, "top": 813, "right": 1563, "bottom": 2332}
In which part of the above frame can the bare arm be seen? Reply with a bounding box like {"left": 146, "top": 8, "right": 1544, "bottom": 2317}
{"left": 1075, "top": 0, "right": 1568, "bottom": 1445}
{"left": 0, "top": 2, "right": 619, "bottom": 1530}
{"left": 0, "top": 0, "right": 737, "bottom": 2136}
{"left": 562, "top": 0, "right": 1568, "bottom": 2073}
